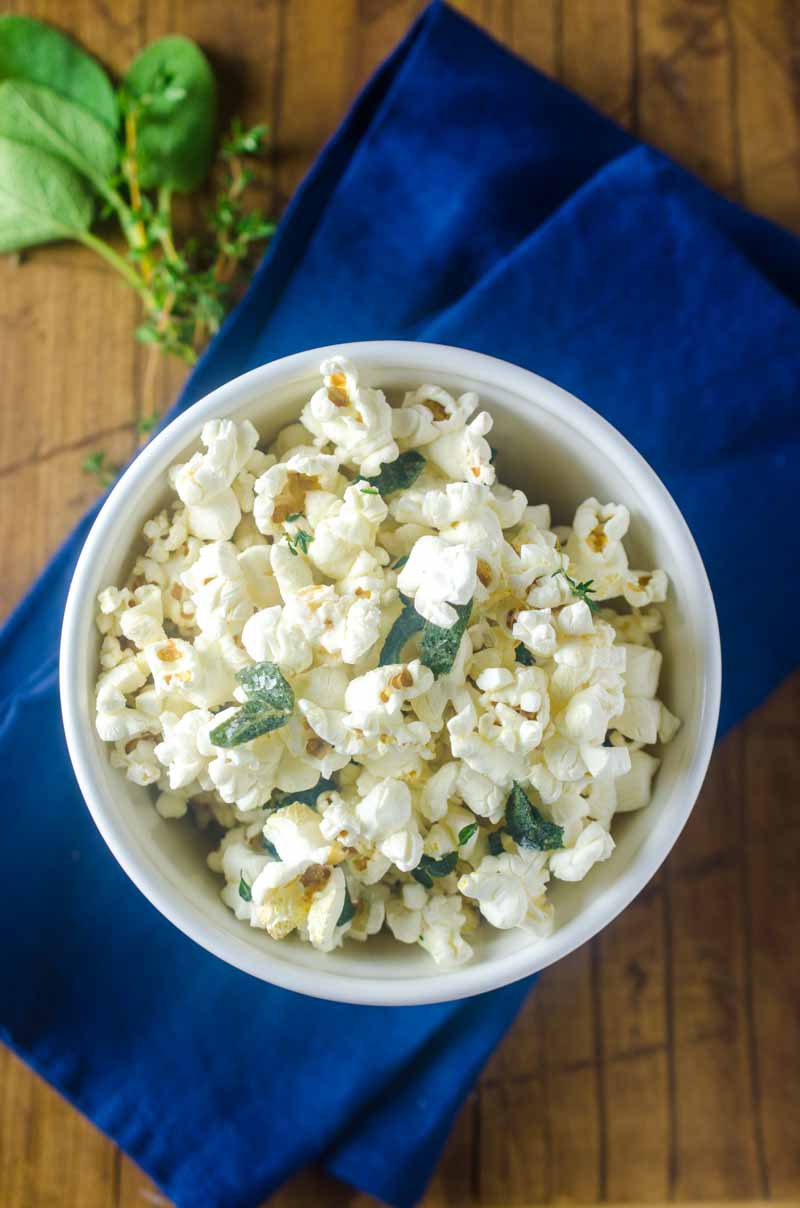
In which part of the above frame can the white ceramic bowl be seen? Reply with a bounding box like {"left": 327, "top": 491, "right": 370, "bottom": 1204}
{"left": 61, "top": 341, "right": 721, "bottom": 1006}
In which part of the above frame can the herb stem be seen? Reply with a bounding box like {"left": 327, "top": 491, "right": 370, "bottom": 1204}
{"left": 76, "top": 229, "right": 151, "bottom": 297}
{"left": 156, "top": 185, "right": 179, "bottom": 261}
{"left": 122, "top": 108, "right": 153, "bottom": 280}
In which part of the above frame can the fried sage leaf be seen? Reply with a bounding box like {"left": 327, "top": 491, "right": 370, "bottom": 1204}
{"left": 272, "top": 776, "right": 337, "bottom": 811}
{"left": 379, "top": 594, "right": 472, "bottom": 679}
{"left": 363, "top": 449, "right": 425, "bottom": 496}
{"left": 379, "top": 595, "right": 424, "bottom": 666}
{"left": 505, "top": 783, "right": 564, "bottom": 851}
{"left": 337, "top": 885, "right": 356, "bottom": 927}
{"left": 412, "top": 851, "right": 458, "bottom": 889}
{"left": 419, "top": 599, "right": 472, "bottom": 677}
{"left": 210, "top": 660, "right": 294, "bottom": 748}
{"left": 514, "top": 642, "right": 535, "bottom": 666}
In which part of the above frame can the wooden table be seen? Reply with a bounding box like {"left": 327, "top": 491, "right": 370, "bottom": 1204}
{"left": 2, "top": 2, "right": 798, "bottom": 1205}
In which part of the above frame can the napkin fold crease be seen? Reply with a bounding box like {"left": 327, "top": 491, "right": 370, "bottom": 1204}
{"left": 2, "top": 4, "right": 799, "bottom": 1207}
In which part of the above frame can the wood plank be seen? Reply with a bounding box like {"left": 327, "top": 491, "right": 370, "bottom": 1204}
{"left": 599, "top": 876, "right": 671, "bottom": 1201}
{"left": 730, "top": 0, "right": 800, "bottom": 233}
{"left": 562, "top": 0, "right": 636, "bottom": 127}
{"left": 666, "top": 736, "right": 763, "bottom": 1200}
{"left": 636, "top": 0, "right": 738, "bottom": 196}
{"left": 0, "top": 1048, "right": 115, "bottom": 1208}
{"left": 744, "top": 729, "right": 800, "bottom": 1200}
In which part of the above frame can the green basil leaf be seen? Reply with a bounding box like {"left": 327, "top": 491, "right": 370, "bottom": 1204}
{"left": 0, "top": 80, "right": 118, "bottom": 189}
{"left": 505, "top": 783, "right": 564, "bottom": 851}
{"left": 261, "top": 836, "right": 280, "bottom": 859}
{"left": 412, "top": 851, "right": 458, "bottom": 888}
{"left": 238, "top": 872, "right": 252, "bottom": 902}
{"left": 379, "top": 595, "right": 424, "bottom": 666}
{"left": 123, "top": 36, "right": 215, "bottom": 192}
{"left": 0, "top": 15, "right": 117, "bottom": 129}
{"left": 364, "top": 449, "right": 425, "bottom": 495}
{"left": 420, "top": 599, "right": 472, "bottom": 678}
{"left": 514, "top": 642, "right": 535, "bottom": 666}
{"left": 0, "top": 136, "right": 93, "bottom": 251}
{"left": 337, "top": 885, "right": 356, "bottom": 927}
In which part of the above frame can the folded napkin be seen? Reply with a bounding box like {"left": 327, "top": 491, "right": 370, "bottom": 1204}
{"left": 2, "top": 4, "right": 799, "bottom": 1206}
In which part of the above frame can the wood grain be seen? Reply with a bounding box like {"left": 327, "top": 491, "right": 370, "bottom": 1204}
{"left": 1, "top": 1, "right": 799, "bottom": 1206}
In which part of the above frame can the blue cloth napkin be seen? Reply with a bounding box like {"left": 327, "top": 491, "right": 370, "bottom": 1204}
{"left": 2, "top": 4, "right": 799, "bottom": 1206}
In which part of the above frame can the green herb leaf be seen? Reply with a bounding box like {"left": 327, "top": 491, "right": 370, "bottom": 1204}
{"left": 337, "top": 885, "right": 356, "bottom": 927}
{"left": 210, "top": 660, "right": 294, "bottom": 748}
{"left": 81, "top": 449, "right": 118, "bottom": 487}
{"left": 363, "top": 449, "right": 425, "bottom": 496}
{"left": 285, "top": 528, "right": 312, "bottom": 556}
{"left": 379, "top": 595, "right": 425, "bottom": 666}
{"left": 122, "top": 36, "right": 215, "bottom": 192}
{"left": 0, "top": 135, "right": 94, "bottom": 252}
{"left": 379, "top": 594, "right": 472, "bottom": 678}
{"left": 360, "top": 486, "right": 380, "bottom": 495}
{"left": 221, "top": 118, "right": 268, "bottom": 158}
{"left": 236, "top": 661, "right": 294, "bottom": 711}
{"left": 514, "top": 642, "right": 535, "bottom": 666}
{"left": 261, "top": 836, "right": 280, "bottom": 859}
{"left": 136, "top": 411, "right": 159, "bottom": 434}
{"left": 0, "top": 80, "right": 118, "bottom": 190}
{"left": 555, "top": 570, "right": 601, "bottom": 615}
{"left": 412, "top": 851, "right": 459, "bottom": 889}
{"left": 272, "top": 776, "right": 337, "bottom": 811}
{"left": 420, "top": 599, "right": 472, "bottom": 678}
{"left": 505, "top": 783, "right": 564, "bottom": 851}
{"left": 458, "top": 823, "right": 478, "bottom": 846}
{"left": 391, "top": 555, "right": 409, "bottom": 571}
{"left": 487, "top": 831, "right": 505, "bottom": 857}
{"left": 285, "top": 512, "right": 304, "bottom": 523}
{"left": 0, "top": 15, "right": 118, "bottom": 129}
{"left": 238, "top": 872, "right": 252, "bottom": 902}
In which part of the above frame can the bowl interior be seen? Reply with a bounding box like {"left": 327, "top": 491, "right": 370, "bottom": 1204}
{"left": 64, "top": 346, "right": 718, "bottom": 1003}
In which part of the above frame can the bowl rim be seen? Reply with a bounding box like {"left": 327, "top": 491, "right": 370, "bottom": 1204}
{"left": 60, "top": 340, "right": 721, "bottom": 1006}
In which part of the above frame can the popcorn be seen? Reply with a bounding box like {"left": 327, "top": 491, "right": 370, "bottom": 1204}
{"left": 340, "top": 778, "right": 424, "bottom": 873}
{"left": 394, "top": 384, "right": 480, "bottom": 448}
{"left": 95, "top": 659, "right": 155, "bottom": 743}
{"left": 170, "top": 418, "right": 259, "bottom": 540}
{"left": 252, "top": 449, "right": 341, "bottom": 536}
{"left": 426, "top": 409, "right": 496, "bottom": 486}
{"left": 145, "top": 637, "right": 234, "bottom": 708}
{"left": 300, "top": 357, "right": 399, "bottom": 476}
{"left": 181, "top": 541, "right": 254, "bottom": 639}
{"left": 549, "top": 820, "right": 615, "bottom": 882}
{"left": 459, "top": 849, "right": 552, "bottom": 932}
{"left": 622, "top": 569, "right": 669, "bottom": 608}
{"left": 419, "top": 894, "right": 473, "bottom": 967}
{"left": 397, "top": 535, "right": 477, "bottom": 627}
{"left": 154, "top": 709, "right": 214, "bottom": 791}
{"left": 512, "top": 608, "right": 557, "bottom": 658}
{"left": 94, "top": 356, "right": 680, "bottom": 967}
{"left": 615, "top": 749, "right": 660, "bottom": 812}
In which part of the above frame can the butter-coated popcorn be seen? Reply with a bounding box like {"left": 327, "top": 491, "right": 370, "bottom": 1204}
{"left": 95, "top": 356, "right": 680, "bottom": 967}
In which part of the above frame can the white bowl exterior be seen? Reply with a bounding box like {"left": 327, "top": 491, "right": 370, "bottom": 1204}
{"left": 60, "top": 342, "right": 721, "bottom": 1005}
